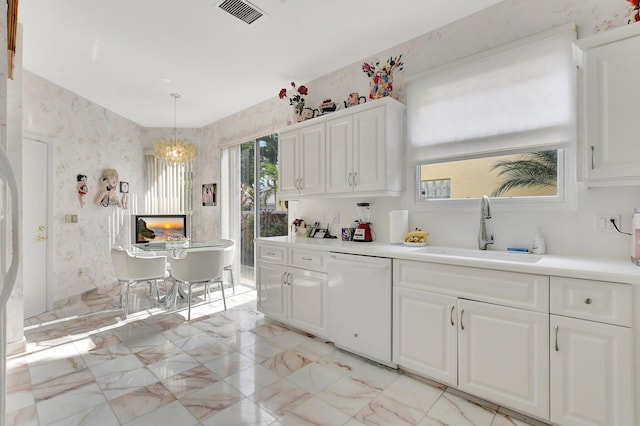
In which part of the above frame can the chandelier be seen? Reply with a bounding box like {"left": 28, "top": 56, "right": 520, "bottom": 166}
{"left": 154, "top": 93, "right": 196, "bottom": 163}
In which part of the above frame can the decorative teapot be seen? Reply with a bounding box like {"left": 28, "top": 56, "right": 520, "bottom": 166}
{"left": 301, "top": 107, "right": 319, "bottom": 120}
{"left": 319, "top": 98, "right": 338, "bottom": 114}
{"left": 345, "top": 92, "right": 366, "bottom": 108}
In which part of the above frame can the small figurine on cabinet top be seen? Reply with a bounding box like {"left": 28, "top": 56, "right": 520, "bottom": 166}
{"left": 628, "top": 0, "right": 640, "bottom": 23}
{"left": 76, "top": 173, "right": 88, "bottom": 208}
{"left": 95, "top": 168, "right": 121, "bottom": 207}
{"left": 344, "top": 92, "right": 366, "bottom": 108}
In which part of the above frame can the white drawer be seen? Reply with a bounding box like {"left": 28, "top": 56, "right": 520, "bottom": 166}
{"left": 256, "top": 243, "right": 287, "bottom": 265}
{"left": 289, "top": 247, "right": 328, "bottom": 273}
{"left": 393, "top": 260, "right": 549, "bottom": 312}
{"left": 550, "top": 277, "right": 632, "bottom": 327}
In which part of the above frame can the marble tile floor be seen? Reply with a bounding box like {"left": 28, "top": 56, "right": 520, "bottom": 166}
{"left": 6, "top": 283, "right": 551, "bottom": 426}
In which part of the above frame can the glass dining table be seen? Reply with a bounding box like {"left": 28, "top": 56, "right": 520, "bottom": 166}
{"left": 132, "top": 240, "right": 231, "bottom": 309}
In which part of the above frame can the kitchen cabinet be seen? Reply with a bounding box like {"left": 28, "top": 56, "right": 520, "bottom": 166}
{"left": 256, "top": 242, "right": 328, "bottom": 337}
{"left": 326, "top": 105, "right": 402, "bottom": 195}
{"left": 278, "top": 97, "right": 405, "bottom": 199}
{"left": 393, "top": 287, "right": 457, "bottom": 386}
{"left": 458, "top": 299, "right": 548, "bottom": 420}
{"left": 575, "top": 24, "right": 640, "bottom": 186}
{"left": 278, "top": 123, "right": 325, "bottom": 198}
{"left": 393, "top": 260, "right": 549, "bottom": 419}
{"left": 549, "top": 277, "right": 633, "bottom": 426}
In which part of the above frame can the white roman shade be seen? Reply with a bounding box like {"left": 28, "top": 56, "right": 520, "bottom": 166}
{"left": 407, "top": 24, "right": 576, "bottom": 163}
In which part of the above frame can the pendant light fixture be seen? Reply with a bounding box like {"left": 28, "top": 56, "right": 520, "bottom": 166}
{"left": 154, "top": 93, "right": 196, "bottom": 164}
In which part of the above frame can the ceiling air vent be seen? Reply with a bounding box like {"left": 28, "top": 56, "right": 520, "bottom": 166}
{"left": 218, "top": 0, "right": 265, "bottom": 24}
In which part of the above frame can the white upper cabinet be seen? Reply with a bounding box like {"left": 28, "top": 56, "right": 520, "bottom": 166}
{"left": 576, "top": 24, "right": 640, "bottom": 186}
{"left": 278, "top": 123, "right": 326, "bottom": 198}
{"left": 278, "top": 97, "right": 405, "bottom": 199}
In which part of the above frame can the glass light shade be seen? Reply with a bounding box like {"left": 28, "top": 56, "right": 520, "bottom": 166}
{"left": 154, "top": 138, "right": 196, "bottom": 163}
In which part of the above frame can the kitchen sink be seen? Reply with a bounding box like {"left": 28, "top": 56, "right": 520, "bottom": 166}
{"left": 415, "top": 246, "right": 543, "bottom": 263}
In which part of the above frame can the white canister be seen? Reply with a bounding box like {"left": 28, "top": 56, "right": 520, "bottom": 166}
{"left": 531, "top": 228, "right": 546, "bottom": 255}
{"left": 389, "top": 210, "right": 409, "bottom": 244}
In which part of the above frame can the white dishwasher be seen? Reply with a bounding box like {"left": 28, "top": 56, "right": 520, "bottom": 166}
{"left": 328, "top": 252, "right": 396, "bottom": 368}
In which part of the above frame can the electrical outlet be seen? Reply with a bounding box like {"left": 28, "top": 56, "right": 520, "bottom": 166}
{"left": 594, "top": 214, "right": 621, "bottom": 233}
{"left": 332, "top": 211, "right": 340, "bottom": 225}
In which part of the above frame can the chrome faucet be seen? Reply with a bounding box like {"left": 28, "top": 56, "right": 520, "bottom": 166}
{"left": 478, "top": 195, "right": 494, "bottom": 250}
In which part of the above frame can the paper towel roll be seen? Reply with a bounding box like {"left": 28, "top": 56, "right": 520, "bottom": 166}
{"left": 389, "top": 210, "right": 409, "bottom": 244}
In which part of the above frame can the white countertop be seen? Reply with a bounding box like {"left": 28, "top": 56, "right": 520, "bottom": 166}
{"left": 256, "top": 236, "right": 640, "bottom": 285}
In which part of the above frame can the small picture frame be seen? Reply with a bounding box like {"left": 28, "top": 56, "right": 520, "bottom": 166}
{"left": 313, "top": 229, "right": 327, "bottom": 239}
{"left": 119, "top": 181, "right": 129, "bottom": 193}
{"left": 202, "top": 183, "right": 217, "bottom": 207}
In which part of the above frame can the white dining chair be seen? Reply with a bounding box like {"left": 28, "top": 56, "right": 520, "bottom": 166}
{"left": 111, "top": 247, "right": 167, "bottom": 318}
{"left": 168, "top": 248, "right": 226, "bottom": 320}
{"left": 221, "top": 239, "right": 236, "bottom": 294}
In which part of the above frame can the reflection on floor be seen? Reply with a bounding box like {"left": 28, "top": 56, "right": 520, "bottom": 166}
{"left": 6, "top": 282, "right": 550, "bottom": 425}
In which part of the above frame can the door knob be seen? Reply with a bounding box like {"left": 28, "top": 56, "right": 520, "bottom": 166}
{"left": 38, "top": 225, "right": 46, "bottom": 231}
{"left": 37, "top": 235, "right": 47, "bottom": 241}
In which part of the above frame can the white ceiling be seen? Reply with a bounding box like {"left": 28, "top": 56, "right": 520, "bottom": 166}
{"left": 19, "top": 0, "right": 504, "bottom": 128}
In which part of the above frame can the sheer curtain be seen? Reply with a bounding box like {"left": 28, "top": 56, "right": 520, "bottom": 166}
{"left": 143, "top": 154, "right": 194, "bottom": 214}
{"left": 221, "top": 145, "right": 242, "bottom": 288}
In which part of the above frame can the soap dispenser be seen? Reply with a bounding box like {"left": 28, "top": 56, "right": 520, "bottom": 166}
{"left": 531, "top": 228, "right": 546, "bottom": 255}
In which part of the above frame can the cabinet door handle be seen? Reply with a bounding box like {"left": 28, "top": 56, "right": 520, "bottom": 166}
{"left": 287, "top": 272, "right": 292, "bottom": 286}
{"left": 348, "top": 172, "right": 353, "bottom": 187}
{"left": 282, "top": 272, "right": 287, "bottom": 285}
{"left": 554, "top": 325, "right": 559, "bottom": 351}
{"left": 299, "top": 178, "right": 304, "bottom": 190}
{"left": 590, "top": 145, "right": 595, "bottom": 170}
{"left": 353, "top": 171, "right": 358, "bottom": 186}
{"left": 450, "top": 305, "right": 455, "bottom": 326}
{"left": 460, "top": 308, "right": 465, "bottom": 330}
{"left": 584, "top": 297, "right": 592, "bottom": 305}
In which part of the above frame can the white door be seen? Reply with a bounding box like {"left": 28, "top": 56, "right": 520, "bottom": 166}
{"left": 458, "top": 299, "right": 549, "bottom": 419}
{"left": 298, "top": 123, "right": 325, "bottom": 195}
{"left": 256, "top": 262, "right": 287, "bottom": 322}
{"left": 353, "top": 106, "right": 386, "bottom": 192}
{"left": 288, "top": 267, "right": 327, "bottom": 337}
{"left": 22, "top": 138, "right": 49, "bottom": 318}
{"left": 393, "top": 287, "right": 457, "bottom": 386}
{"left": 277, "top": 131, "right": 299, "bottom": 197}
{"left": 326, "top": 116, "right": 353, "bottom": 194}
{"left": 550, "top": 315, "right": 633, "bottom": 426}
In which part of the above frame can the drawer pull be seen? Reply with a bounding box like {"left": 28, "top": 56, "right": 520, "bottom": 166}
{"left": 301, "top": 257, "right": 313, "bottom": 261}
{"left": 266, "top": 251, "right": 276, "bottom": 256}
{"left": 584, "top": 298, "right": 592, "bottom": 305}
{"left": 555, "top": 325, "right": 559, "bottom": 352}
{"left": 460, "top": 308, "right": 465, "bottom": 331}
{"left": 450, "top": 305, "right": 455, "bottom": 326}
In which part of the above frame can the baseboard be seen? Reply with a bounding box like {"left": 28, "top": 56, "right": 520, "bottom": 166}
{"left": 6, "top": 336, "right": 26, "bottom": 356}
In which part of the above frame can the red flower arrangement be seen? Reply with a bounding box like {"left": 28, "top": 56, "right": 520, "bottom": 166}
{"left": 278, "top": 81, "right": 308, "bottom": 112}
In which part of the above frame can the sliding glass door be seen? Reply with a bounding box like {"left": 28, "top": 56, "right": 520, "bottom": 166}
{"left": 239, "top": 133, "right": 287, "bottom": 287}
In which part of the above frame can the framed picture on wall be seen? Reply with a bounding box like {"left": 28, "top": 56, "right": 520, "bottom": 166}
{"left": 120, "top": 181, "right": 129, "bottom": 193}
{"left": 202, "top": 183, "right": 216, "bottom": 207}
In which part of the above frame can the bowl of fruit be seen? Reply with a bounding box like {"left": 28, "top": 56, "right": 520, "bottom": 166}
{"left": 402, "top": 228, "right": 429, "bottom": 247}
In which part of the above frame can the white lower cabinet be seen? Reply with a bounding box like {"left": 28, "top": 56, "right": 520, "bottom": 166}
{"left": 393, "top": 260, "right": 550, "bottom": 420}
{"left": 549, "top": 276, "right": 634, "bottom": 426}
{"left": 393, "top": 287, "right": 457, "bottom": 386}
{"left": 458, "top": 299, "right": 549, "bottom": 419}
{"left": 550, "top": 315, "right": 633, "bottom": 426}
{"left": 256, "top": 243, "right": 328, "bottom": 338}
